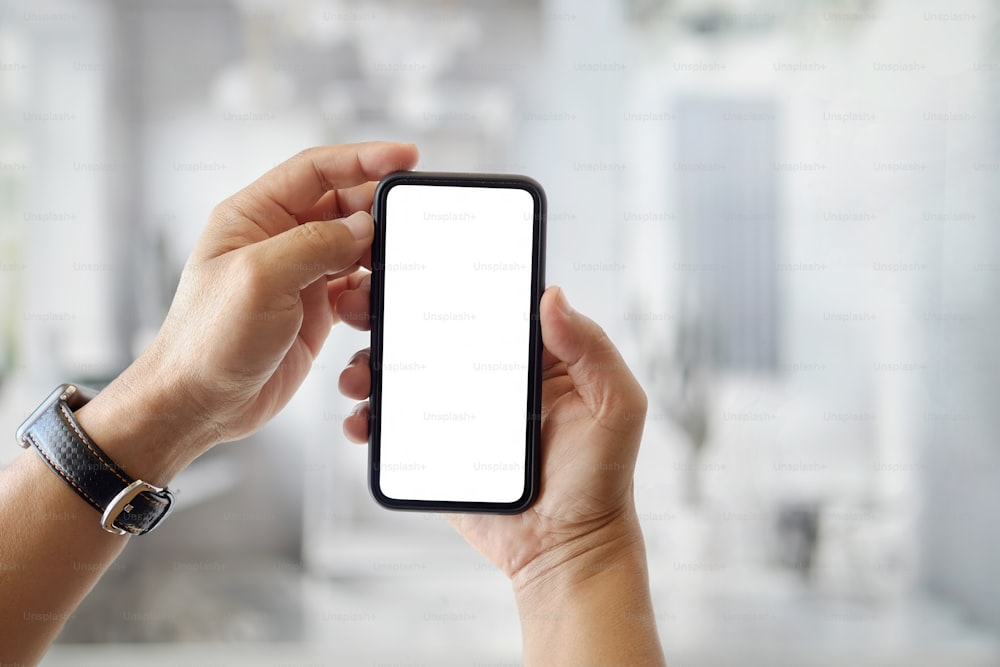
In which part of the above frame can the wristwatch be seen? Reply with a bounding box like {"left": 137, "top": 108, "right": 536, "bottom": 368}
{"left": 16, "top": 384, "right": 175, "bottom": 536}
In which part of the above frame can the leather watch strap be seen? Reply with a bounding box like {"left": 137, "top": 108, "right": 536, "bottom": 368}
{"left": 18, "top": 385, "right": 174, "bottom": 535}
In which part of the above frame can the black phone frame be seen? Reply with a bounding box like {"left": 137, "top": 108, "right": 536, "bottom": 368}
{"left": 368, "top": 171, "right": 546, "bottom": 514}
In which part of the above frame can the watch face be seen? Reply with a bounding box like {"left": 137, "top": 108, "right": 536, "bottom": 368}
{"left": 15, "top": 384, "right": 73, "bottom": 447}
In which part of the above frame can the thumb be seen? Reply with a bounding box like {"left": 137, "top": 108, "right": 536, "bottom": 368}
{"left": 540, "top": 286, "right": 647, "bottom": 429}
{"left": 251, "top": 210, "right": 373, "bottom": 293}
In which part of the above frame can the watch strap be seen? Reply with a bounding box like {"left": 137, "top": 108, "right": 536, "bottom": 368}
{"left": 21, "top": 396, "right": 173, "bottom": 535}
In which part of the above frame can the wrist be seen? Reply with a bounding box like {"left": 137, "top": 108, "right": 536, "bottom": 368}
{"left": 512, "top": 507, "right": 665, "bottom": 666}
{"left": 512, "top": 507, "right": 648, "bottom": 608}
{"left": 72, "top": 353, "right": 219, "bottom": 485}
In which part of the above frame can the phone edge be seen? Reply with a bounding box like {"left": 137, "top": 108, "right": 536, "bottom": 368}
{"left": 367, "top": 171, "right": 546, "bottom": 514}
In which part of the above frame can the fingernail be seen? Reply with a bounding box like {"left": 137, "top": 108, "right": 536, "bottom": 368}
{"left": 343, "top": 211, "right": 373, "bottom": 240}
{"left": 554, "top": 286, "right": 573, "bottom": 316}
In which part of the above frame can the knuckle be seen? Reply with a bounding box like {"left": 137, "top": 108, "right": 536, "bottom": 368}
{"left": 296, "top": 219, "right": 349, "bottom": 259}
{"left": 631, "top": 382, "right": 649, "bottom": 416}
{"left": 592, "top": 324, "right": 614, "bottom": 351}
{"left": 215, "top": 192, "right": 262, "bottom": 226}
{"left": 208, "top": 199, "right": 230, "bottom": 222}
{"left": 296, "top": 219, "right": 333, "bottom": 248}
{"left": 209, "top": 198, "right": 245, "bottom": 230}
{"left": 228, "top": 250, "right": 269, "bottom": 293}
{"left": 280, "top": 220, "right": 362, "bottom": 281}
{"left": 292, "top": 147, "right": 330, "bottom": 189}
{"left": 293, "top": 146, "right": 320, "bottom": 162}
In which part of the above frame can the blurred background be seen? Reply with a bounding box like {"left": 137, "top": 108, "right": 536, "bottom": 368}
{"left": 2, "top": 0, "right": 999, "bottom": 665}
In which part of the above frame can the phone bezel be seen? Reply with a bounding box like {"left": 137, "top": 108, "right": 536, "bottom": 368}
{"left": 368, "top": 171, "right": 546, "bottom": 514}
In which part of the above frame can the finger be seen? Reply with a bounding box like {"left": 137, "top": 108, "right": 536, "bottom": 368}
{"left": 539, "top": 286, "right": 647, "bottom": 430}
{"left": 297, "top": 278, "right": 336, "bottom": 357}
{"left": 203, "top": 143, "right": 416, "bottom": 252}
{"left": 334, "top": 274, "right": 372, "bottom": 331}
{"left": 338, "top": 349, "right": 371, "bottom": 400}
{"left": 294, "top": 182, "right": 378, "bottom": 225}
{"left": 336, "top": 181, "right": 379, "bottom": 217}
{"left": 343, "top": 401, "right": 370, "bottom": 443}
{"left": 541, "top": 346, "right": 562, "bottom": 376}
{"left": 328, "top": 270, "right": 370, "bottom": 325}
{"left": 248, "top": 211, "right": 373, "bottom": 294}
{"left": 252, "top": 142, "right": 417, "bottom": 219}
{"left": 541, "top": 356, "right": 568, "bottom": 381}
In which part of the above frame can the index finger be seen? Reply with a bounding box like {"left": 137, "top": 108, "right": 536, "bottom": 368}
{"left": 246, "top": 142, "right": 419, "bottom": 219}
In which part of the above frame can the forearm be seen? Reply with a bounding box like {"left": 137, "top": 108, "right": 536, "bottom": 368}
{"left": 514, "top": 521, "right": 666, "bottom": 667}
{"left": 0, "top": 359, "right": 210, "bottom": 663}
{"left": 0, "top": 451, "right": 131, "bottom": 663}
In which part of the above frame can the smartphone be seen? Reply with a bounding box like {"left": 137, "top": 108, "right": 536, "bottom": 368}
{"left": 369, "top": 171, "right": 546, "bottom": 513}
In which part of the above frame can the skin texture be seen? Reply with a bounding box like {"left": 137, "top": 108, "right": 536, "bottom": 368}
{"left": 0, "top": 142, "right": 665, "bottom": 666}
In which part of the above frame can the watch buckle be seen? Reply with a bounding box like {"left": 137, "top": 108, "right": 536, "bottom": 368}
{"left": 101, "top": 480, "right": 172, "bottom": 535}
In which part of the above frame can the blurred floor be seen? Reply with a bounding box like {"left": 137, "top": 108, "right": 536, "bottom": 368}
{"left": 43, "top": 568, "right": 1000, "bottom": 667}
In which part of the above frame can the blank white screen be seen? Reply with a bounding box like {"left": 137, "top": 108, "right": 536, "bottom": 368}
{"left": 378, "top": 184, "right": 535, "bottom": 503}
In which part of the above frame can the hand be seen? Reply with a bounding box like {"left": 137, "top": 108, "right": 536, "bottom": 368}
{"left": 1, "top": 142, "right": 427, "bottom": 665}
{"left": 340, "top": 286, "right": 663, "bottom": 665}
{"left": 77, "top": 142, "right": 419, "bottom": 481}
{"left": 339, "top": 285, "right": 649, "bottom": 589}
